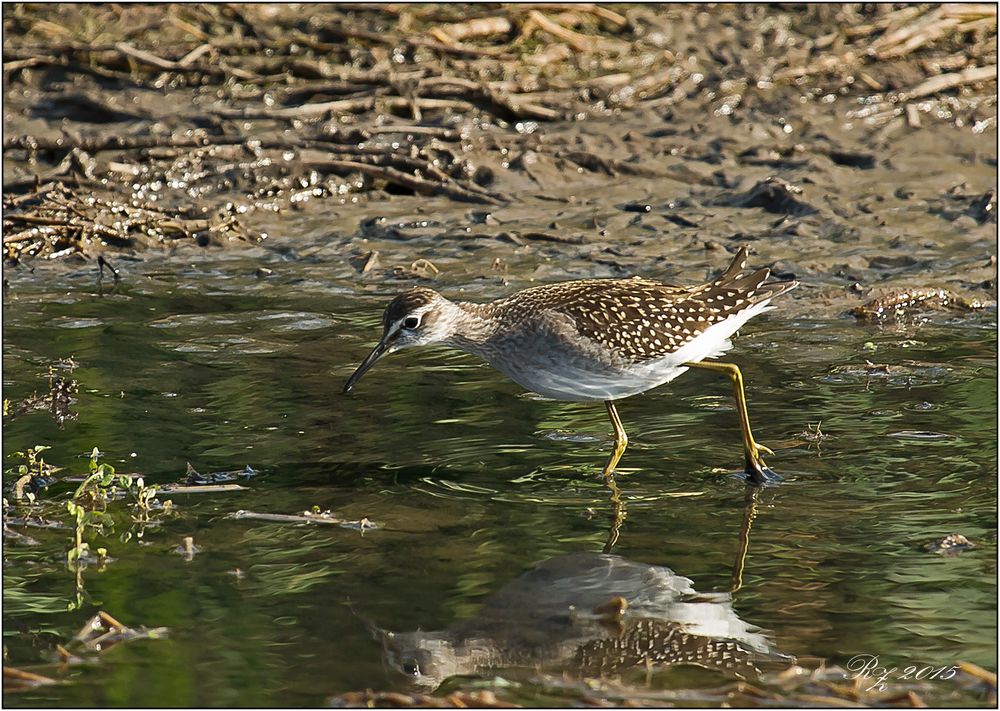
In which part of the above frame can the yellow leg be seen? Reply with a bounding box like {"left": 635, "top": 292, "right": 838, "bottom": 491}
{"left": 601, "top": 401, "right": 629, "bottom": 479}
{"left": 602, "top": 473, "right": 626, "bottom": 554}
{"left": 600, "top": 401, "right": 628, "bottom": 553}
{"left": 730, "top": 485, "right": 760, "bottom": 593}
{"left": 684, "top": 360, "right": 774, "bottom": 484}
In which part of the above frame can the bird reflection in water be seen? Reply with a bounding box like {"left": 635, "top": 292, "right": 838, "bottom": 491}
{"left": 364, "top": 485, "right": 790, "bottom": 690}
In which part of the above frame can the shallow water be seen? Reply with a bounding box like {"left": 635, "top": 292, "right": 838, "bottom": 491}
{"left": 2, "top": 236, "right": 996, "bottom": 706}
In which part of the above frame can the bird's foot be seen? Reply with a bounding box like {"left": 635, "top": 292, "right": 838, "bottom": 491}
{"left": 744, "top": 442, "right": 781, "bottom": 485}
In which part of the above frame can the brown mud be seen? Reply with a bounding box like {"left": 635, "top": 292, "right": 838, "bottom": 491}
{"left": 3, "top": 4, "right": 997, "bottom": 320}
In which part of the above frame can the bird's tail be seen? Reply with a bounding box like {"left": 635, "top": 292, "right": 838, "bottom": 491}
{"left": 712, "top": 246, "right": 798, "bottom": 303}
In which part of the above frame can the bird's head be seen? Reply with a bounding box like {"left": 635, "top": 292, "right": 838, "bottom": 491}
{"left": 343, "top": 287, "right": 459, "bottom": 393}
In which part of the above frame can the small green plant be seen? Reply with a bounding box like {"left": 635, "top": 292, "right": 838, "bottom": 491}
{"left": 73, "top": 447, "right": 132, "bottom": 509}
{"left": 66, "top": 449, "right": 123, "bottom": 566}
{"left": 7, "top": 445, "right": 56, "bottom": 503}
{"left": 65, "top": 448, "right": 134, "bottom": 611}
{"left": 119, "top": 476, "right": 168, "bottom": 546}
{"left": 6, "top": 444, "right": 171, "bottom": 610}
{"left": 132, "top": 477, "right": 158, "bottom": 516}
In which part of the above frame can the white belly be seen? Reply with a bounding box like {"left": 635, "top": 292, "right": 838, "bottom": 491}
{"left": 498, "top": 359, "right": 688, "bottom": 401}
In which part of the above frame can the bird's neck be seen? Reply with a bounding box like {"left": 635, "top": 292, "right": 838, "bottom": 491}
{"left": 443, "top": 300, "right": 500, "bottom": 354}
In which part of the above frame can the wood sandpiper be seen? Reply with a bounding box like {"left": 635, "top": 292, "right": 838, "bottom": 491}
{"left": 344, "top": 246, "right": 798, "bottom": 484}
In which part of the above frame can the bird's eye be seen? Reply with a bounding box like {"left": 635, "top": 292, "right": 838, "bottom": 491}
{"left": 403, "top": 317, "right": 419, "bottom": 329}
{"left": 402, "top": 661, "right": 419, "bottom": 676}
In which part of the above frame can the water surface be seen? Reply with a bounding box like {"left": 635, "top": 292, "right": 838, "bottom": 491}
{"left": 2, "top": 243, "right": 996, "bottom": 706}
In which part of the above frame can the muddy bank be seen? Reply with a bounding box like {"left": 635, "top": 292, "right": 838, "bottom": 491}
{"left": 3, "top": 3, "right": 997, "bottom": 318}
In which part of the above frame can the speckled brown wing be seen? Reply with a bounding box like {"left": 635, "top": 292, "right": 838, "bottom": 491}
{"left": 493, "top": 248, "right": 797, "bottom": 364}
{"left": 574, "top": 618, "right": 772, "bottom": 678}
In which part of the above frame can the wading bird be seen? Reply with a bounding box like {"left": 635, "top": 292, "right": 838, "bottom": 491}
{"left": 344, "top": 246, "right": 797, "bottom": 484}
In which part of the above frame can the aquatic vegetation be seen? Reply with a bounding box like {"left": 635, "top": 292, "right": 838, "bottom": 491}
{"left": 6, "top": 445, "right": 57, "bottom": 503}
{"left": 3, "top": 363, "right": 79, "bottom": 428}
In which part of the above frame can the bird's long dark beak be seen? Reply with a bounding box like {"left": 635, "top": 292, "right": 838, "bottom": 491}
{"left": 343, "top": 336, "right": 390, "bottom": 393}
